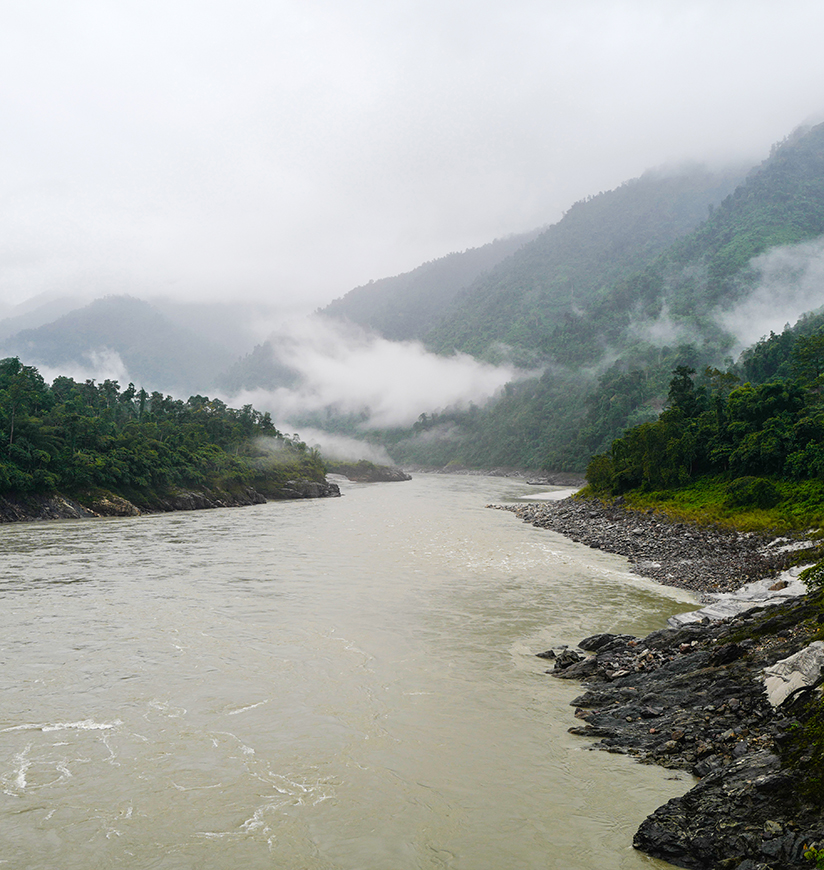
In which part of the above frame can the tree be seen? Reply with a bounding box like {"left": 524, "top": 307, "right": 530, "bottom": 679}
{"left": 0, "top": 358, "right": 51, "bottom": 447}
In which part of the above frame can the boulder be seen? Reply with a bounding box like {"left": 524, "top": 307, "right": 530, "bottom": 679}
{"left": 762, "top": 641, "right": 824, "bottom": 707}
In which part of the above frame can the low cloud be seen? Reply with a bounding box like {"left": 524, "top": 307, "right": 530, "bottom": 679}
{"left": 226, "top": 315, "right": 534, "bottom": 430}
{"left": 284, "top": 429, "right": 394, "bottom": 465}
{"left": 35, "top": 349, "right": 131, "bottom": 387}
{"left": 717, "top": 238, "right": 824, "bottom": 347}
{"left": 629, "top": 301, "right": 696, "bottom": 348}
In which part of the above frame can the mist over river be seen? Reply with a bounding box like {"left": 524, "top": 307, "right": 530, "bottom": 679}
{"left": 0, "top": 474, "right": 699, "bottom": 869}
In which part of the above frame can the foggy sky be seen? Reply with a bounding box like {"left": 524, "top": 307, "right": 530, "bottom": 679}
{"left": 3, "top": 1, "right": 824, "bottom": 314}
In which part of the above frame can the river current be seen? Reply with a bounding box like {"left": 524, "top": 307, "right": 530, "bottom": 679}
{"left": 0, "top": 473, "right": 698, "bottom": 869}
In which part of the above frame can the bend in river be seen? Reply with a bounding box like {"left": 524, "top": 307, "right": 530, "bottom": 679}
{"left": 0, "top": 474, "right": 699, "bottom": 869}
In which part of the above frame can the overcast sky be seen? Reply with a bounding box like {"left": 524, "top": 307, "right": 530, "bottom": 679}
{"left": 3, "top": 0, "right": 824, "bottom": 315}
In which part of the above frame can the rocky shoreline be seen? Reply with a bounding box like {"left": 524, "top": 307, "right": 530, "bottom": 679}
{"left": 495, "top": 495, "right": 824, "bottom": 870}
{"left": 326, "top": 462, "right": 412, "bottom": 482}
{"left": 0, "top": 478, "right": 341, "bottom": 523}
{"left": 497, "top": 496, "right": 799, "bottom": 594}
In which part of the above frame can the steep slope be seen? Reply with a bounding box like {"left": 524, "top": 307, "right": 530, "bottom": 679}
{"left": 375, "top": 124, "right": 824, "bottom": 471}
{"left": 319, "top": 231, "right": 540, "bottom": 341}
{"left": 424, "top": 164, "right": 745, "bottom": 362}
{"left": 216, "top": 340, "right": 299, "bottom": 393}
{"left": 1, "top": 295, "right": 234, "bottom": 396}
{"left": 593, "top": 122, "right": 824, "bottom": 340}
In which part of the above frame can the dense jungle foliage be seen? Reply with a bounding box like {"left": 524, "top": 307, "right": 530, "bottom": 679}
{"left": 583, "top": 315, "right": 824, "bottom": 529}
{"left": 424, "top": 164, "right": 745, "bottom": 364}
{"left": 0, "top": 357, "right": 325, "bottom": 500}
{"left": 424, "top": 124, "right": 824, "bottom": 365}
{"left": 588, "top": 325, "right": 824, "bottom": 494}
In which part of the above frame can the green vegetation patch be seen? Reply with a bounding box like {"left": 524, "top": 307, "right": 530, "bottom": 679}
{"left": 782, "top": 692, "right": 824, "bottom": 809}
{"left": 610, "top": 476, "right": 824, "bottom": 534}
{"left": 724, "top": 476, "right": 781, "bottom": 509}
{"left": 0, "top": 357, "right": 326, "bottom": 505}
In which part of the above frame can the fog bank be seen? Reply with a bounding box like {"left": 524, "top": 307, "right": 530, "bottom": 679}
{"left": 225, "top": 316, "right": 533, "bottom": 429}
{"left": 719, "top": 238, "right": 824, "bottom": 347}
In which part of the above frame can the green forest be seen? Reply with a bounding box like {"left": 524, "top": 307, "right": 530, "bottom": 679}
{"left": 0, "top": 357, "right": 326, "bottom": 509}
{"left": 8, "top": 123, "right": 824, "bottom": 501}
{"left": 583, "top": 312, "right": 824, "bottom": 529}
{"left": 315, "top": 122, "right": 824, "bottom": 474}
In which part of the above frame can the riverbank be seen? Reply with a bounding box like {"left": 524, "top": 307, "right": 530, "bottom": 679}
{"left": 405, "top": 464, "right": 586, "bottom": 486}
{"left": 326, "top": 461, "right": 412, "bottom": 482}
{"left": 496, "top": 495, "right": 824, "bottom": 870}
{"left": 0, "top": 478, "right": 341, "bottom": 523}
{"left": 496, "top": 496, "right": 802, "bottom": 594}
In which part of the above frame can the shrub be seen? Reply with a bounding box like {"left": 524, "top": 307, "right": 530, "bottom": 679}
{"left": 724, "top": 476, "right": 781, "bottom": 509}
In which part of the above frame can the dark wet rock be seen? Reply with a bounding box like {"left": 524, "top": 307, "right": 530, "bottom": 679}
{"left": 553, "top": 656, "right": 599, "bottom": 679}
{"left": 0, "top": 477, "right": 341, "bottom": 523}
{"left": 502, "top": 494, "right": 824, "bottom": 867}
{"left": 553, "top": 649, "right": 583, "bottom": 669}
{"left": 633, "top": 750, "right": 813, "bottom": 870}
{"left": 553, "top": 595, "right": 824, "bottom": 869}
{"left": 327, "top": 462, "right": 411, "bottom": 482}
{"left": 279, "top": 479, "right": 342, "bottom": 499}
{"left": 0, "top": 492, "right": 98, "bottom": 522}
{"left": 579, "top": 633, "right": 637, "bottom": 651}
{"left": 709, "top": 642, "right": 748, "bottom": 666}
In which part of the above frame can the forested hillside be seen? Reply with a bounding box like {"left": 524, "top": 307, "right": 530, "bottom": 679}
{"left": 420, "top": 124, "right": 824, "bottom": 367}
{"left": 346, "top": 123, "right": 824, "bottom": 472}
{"left": 424, "top": 164, "right": 745, "bottom": 363}
{"left": 319, "top": 231, "right": 539, "bottom": 341}
{"left": 586, "top": 312, "right": 824, "bottom": 509}
{"left": 6, "top": 123, "right": 824, "bottom": 479}
{"left": 0, "top": 357, "right": 327, "bottom": 510}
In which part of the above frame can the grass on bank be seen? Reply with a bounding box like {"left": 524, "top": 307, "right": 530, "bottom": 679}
{"left": 579, "top": 475, "right": 824, "bottom": 536}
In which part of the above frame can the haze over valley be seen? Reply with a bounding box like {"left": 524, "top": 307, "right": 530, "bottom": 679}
{"left": 4, "top": 2, "right": 824, "bottom": 469}
{"left": 9, "top": 7, "right": 824, "bottom": 868}
{"left": 6, "top": 125, "right": 824, "bottom": 469}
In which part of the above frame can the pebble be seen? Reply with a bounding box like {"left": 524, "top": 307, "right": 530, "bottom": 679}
{"left": 492, "top": 497, "right": 794, "bottom": 594}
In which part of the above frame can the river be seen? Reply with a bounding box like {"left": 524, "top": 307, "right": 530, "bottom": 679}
{"left": 0, "top": 473, "right": 698, "bottom": 869}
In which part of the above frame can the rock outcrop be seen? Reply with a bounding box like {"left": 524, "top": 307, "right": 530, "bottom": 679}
{"left": 0, "top": 493, "right": 99, "bottom": 522}
{"left": 327, "top": 462, "right": 411, "bottom": 482}
{"left": 278, "top": 479, "right": 343, "bottom": 498}
{"left": 0, "top": 478, "right": 341, "bottom": 523}
{"left": 504, "top": 494, "right": 824, "bottom": 869}
{"left": 548, "top": 573, "right": 824, "bottom": 870}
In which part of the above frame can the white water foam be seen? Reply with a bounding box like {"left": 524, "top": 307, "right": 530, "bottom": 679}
{"left": 1, "top": 719, "right": 122, "bottom": 733}
{"left": 226, "top": 701, "right": 269, "bottom": 716}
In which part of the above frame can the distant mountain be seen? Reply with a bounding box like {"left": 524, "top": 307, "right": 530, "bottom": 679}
{"left": 216, "top": 340, "right": 299, "bottom": 393}
{"left": 319, "top": 231, "right": 541, "bottom": 341}
{"left": 151, "top": 298, "right": 284, "bottom": 357}
{"left": 0, "top": 295, "right": 234, "bottom": 396}
{"left": 0, "top": 294, "right": 90, "bottom": 343}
